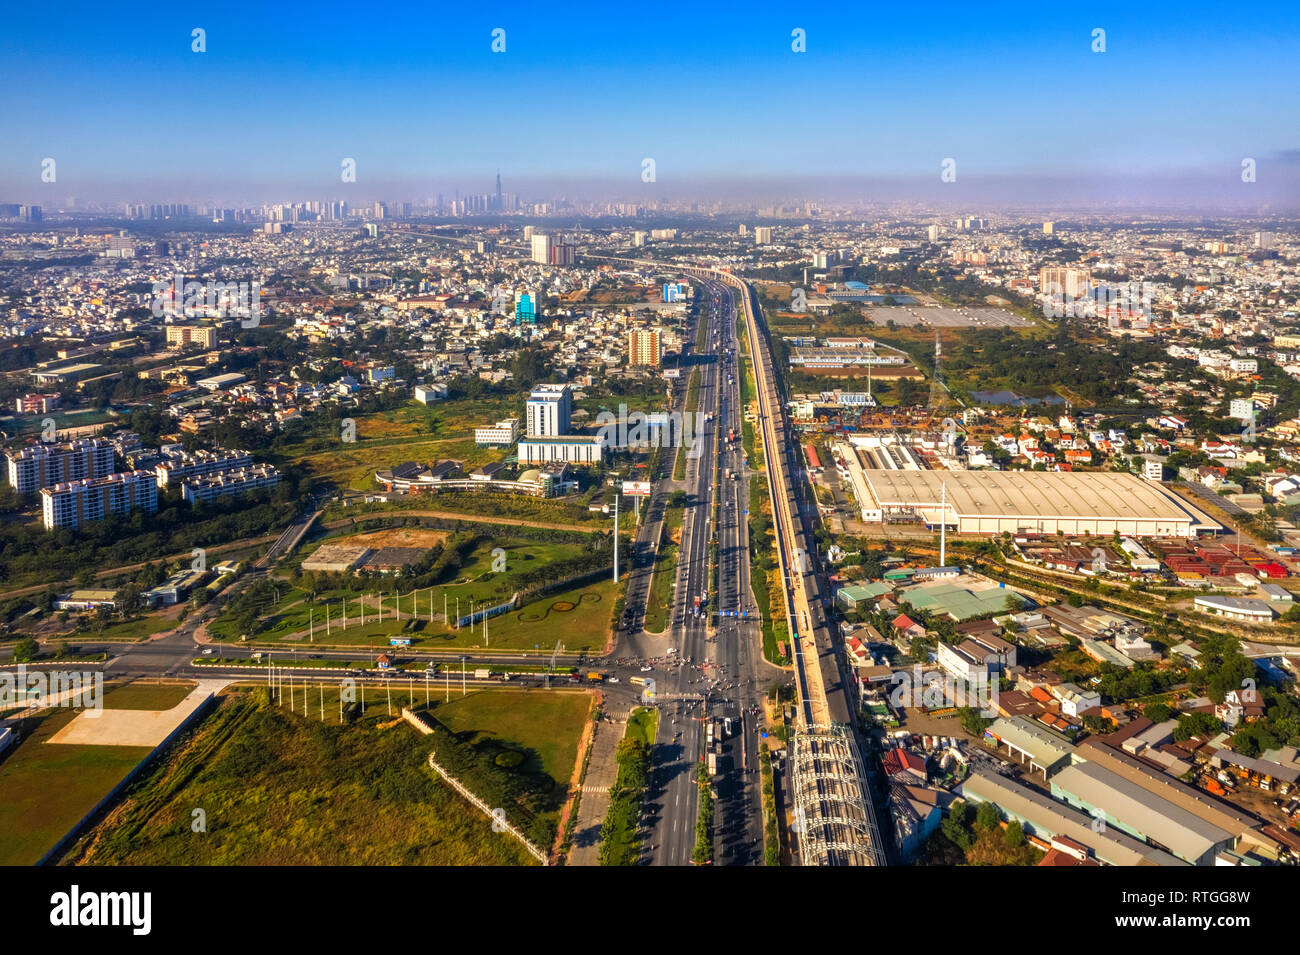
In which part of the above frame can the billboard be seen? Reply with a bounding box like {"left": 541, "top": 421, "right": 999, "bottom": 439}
{"left": 622, "top": 480, "right": 652, "bottom": 496}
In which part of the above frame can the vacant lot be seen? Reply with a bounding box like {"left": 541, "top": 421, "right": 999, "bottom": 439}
{"left": 0, "top": 685, "right": 183, "bottom": 865}
{"left": 67, "top": 687, "right": 593, "bottom": 866}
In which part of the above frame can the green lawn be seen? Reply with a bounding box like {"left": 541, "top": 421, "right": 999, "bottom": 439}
{"left": 431, "top": 689, "right": 591, "bottom": 786}
{"left": 65, "top": 684, "right": 595, "bottom": 866}
{"left": 241, "top": 577, "right": 620, "bottom": 654}
{"left": 62, "top": 615, "right": 176, "bottom": 643}
{"left": 0, "top": 708, "right": 152, "bottom": 866}
{"left": 102, "top": 681, "right": 196, "bottom": 710}
{"left": 211, "top": 537, "right": 598, "bottom": 645}
{"left": 625, "top": 706, "right": 659, "bottom": 747}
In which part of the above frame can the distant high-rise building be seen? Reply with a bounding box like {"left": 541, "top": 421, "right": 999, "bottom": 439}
{"left": 549, "top": 238, "right": 575, "bottom": 266}
{"left": 495, "top": 171, "right": 503, "bottom": 212}
{"left": 927, "top": 224, "right": 941, "bottom": 243}
{"left": 627, "top": 328, "right": 663, "bottom": 367}
{"left": 754, "top": 226, "right": 773, "bottom": 245}
{"left": 530, "top": 233, "right": 552, "bottom": 264}
{"left": 1039, "top": 266, "right": 1091, "bottom": 298}
{"left": 738, "top": 224, "right": 748, "bottom": 236}
{"left": 1043, "top": 221, "right": 1055, "bottom": 234}
{"left": 526, "top": 383, "right": 572, "bottom": 437}
{"left": 1254, "top": 231, "right": 1275, "bottom": 250}
{"left": 632, "top": 231, "right": 647, "bottom": 247}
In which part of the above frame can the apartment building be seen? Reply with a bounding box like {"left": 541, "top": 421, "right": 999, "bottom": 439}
{"left": 7, "top": 438, "right": 116, "bottom": 493}
{"left": 165, "top": 324, "right": 220, "bottom": 349}
{"left": 181, "top": 464, "right": 281, "bottom": 504}
{"left": 154, "top": 449, "right": 254, "bottom": 487}
{"left": 627, "top": 328, "right": 662, "bottom": 367}
{"left": 14, "top": 393, "right": 60, "bottom": 415}
{"left": 41, "top": 470, "right": 158, "bottom": 530}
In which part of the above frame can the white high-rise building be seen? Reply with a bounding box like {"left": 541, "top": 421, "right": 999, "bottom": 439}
{"left": 530, "top": 233, "right": 552, "bottom": 265}
{"left": 41, "top": 471, "right": 158, "bottom": 530}
{"left": 7, "top": 438, "right": 116, "bottom": 493}
{"left": 754, "top": 226, "right": 773, "bottom": 246}
{"left": 526, "top": 383, "right": 572, "bottom": 437}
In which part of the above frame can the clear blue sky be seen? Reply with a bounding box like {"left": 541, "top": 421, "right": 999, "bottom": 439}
{"left": 2, "top": 0, "right": 1297, "bottom": 203}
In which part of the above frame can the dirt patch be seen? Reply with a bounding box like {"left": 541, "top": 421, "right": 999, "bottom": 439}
{"left": 343, "top": 528, "right": 449, "bottom": 549}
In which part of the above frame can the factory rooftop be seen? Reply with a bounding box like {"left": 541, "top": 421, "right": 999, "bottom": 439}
{"left": 858, "top": 469, "right": 1221, "bottom": 538}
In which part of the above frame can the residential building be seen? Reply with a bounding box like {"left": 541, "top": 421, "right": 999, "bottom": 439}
{"left": 7, "top": 439, "right": 116, "bottom": 493}
{"left": 41, "top": 470, "right": 158, "bottom": 530}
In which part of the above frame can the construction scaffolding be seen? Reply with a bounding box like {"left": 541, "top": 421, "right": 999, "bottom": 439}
{"left": 789, "top": 722, "right": 885, "bottom": 866}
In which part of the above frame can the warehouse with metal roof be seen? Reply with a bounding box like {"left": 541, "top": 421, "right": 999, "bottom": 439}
{"left": 1049, "top": 762, "right": 1234, "bottom": 865}
{"left": 983, "top": 716, "right": 1074, "bottom": 777}
{"left": 856, "top": 469, "right": 1221, "bottom": 538}
{"left": 959, "top": 770, "right": 1186, "bottom": 866}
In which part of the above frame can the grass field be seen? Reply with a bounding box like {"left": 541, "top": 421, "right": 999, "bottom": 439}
{"left": 62, "top": 616, "right": 176, "bottom": 643}
{"left": 67, "top": 687, "right": 593, "bottom": 866}
{"left": 674, "top": 369, "right": 702, "bottom": 481}
{"left": 432, "top": 689, "right": 591, "bottom": 786}
{"left": 102, "top": 682, "right": 196, "bottom": 710}
{"left": 0, "top": 700, "right": 160, "bottom": 865}
{"left": 212, "top": 537, "right": 600, "bottom": 646}
{"left": 236, "top": 577, "right": 620, "bottom": 654}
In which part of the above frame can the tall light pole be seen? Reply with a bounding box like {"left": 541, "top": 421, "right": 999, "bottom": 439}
{"left": 613, "top": 491, "right": 620, "bottom": 582}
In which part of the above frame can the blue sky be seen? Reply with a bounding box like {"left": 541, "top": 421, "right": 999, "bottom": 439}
{"left": 2, "top": 0, "right": 1298, "bottom": 203}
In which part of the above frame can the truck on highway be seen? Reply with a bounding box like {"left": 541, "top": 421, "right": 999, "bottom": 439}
{"left": 707, "top": 750, "right": 717, "bottom": 776}
{"left": 587, "top": 672, "right": 603, "bottom": 682}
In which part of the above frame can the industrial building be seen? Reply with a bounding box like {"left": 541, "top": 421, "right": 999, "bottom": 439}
{"left": 959, "top": 770, "right": 1185, "bottom": 866}
{"left": 1049, "top": 762, "right": 1234, "bottom": 865}
{"left": 853, "top": 469, "right": 1220, "bottom": 538}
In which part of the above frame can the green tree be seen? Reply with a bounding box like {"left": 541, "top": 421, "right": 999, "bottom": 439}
{"left": 12, "top": 637, "right": 39, "bottom": 662}
{"left": 975, "top": 800, "right": 1000, "bottom": 832}
{"left": 1003, "top": 819, "right": 1025, "bottom": 849}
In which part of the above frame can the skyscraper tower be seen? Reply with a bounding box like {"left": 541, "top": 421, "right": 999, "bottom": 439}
{"left": 495, "top": 171, "right": 503, "bottom": 212}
